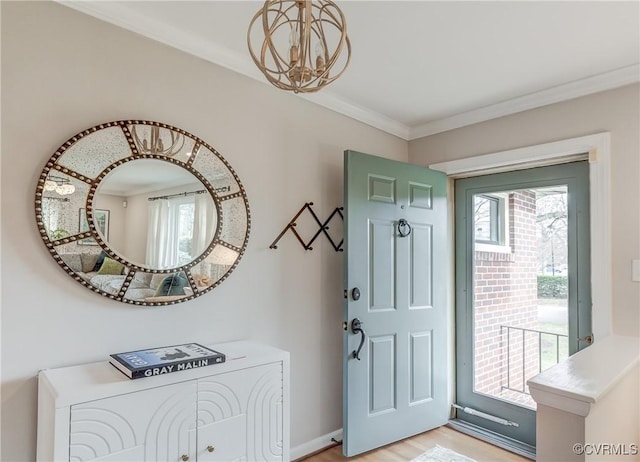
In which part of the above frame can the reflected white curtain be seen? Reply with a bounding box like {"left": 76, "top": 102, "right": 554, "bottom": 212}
{"left": 145, "top": 199, "right": 179, "bottom": 268}
{"left": 192, "top": 193, "right": 217, "bottom": 257}
{"left": 42, "top": 200, "right": 55, "bottom": 233}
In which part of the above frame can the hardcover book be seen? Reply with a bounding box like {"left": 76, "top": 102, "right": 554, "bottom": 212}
{"left": 109, "top": 343, "right": 225, "bottom": 379}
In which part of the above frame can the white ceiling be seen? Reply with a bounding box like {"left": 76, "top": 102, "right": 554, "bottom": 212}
{"left": 98, "top": 159, "right": 199, "bottom": 196}
{"left": 60, "top": 1, "right": 640, "bottom": 140}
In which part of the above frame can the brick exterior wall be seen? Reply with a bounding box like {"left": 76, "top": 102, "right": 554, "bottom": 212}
{"left": 473, "top": 191, "right": 539, "bottom": 407}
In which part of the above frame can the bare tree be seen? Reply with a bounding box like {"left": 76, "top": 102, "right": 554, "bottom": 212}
{"left": 536, "top": 189, "right": 568, "bottom": 274}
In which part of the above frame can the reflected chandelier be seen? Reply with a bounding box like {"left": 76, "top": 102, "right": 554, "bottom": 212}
{"left": 132, "top": 125, "right": 185, "bottom": 157}
{"left": 44, "top": 176, "right": 75, "bottom": 196}
{"left": 247, "top": 0, "right": 351, "bottom": 93}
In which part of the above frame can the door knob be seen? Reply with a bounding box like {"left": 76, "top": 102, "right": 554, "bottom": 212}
{"left": 351, "top": 318, "right": 366, "bottom": 360}
{"left": 181, "top": 455, "right": 189, "bottom": 462}
{"left": 207, "top": 445, "right": 215, "bottom": 453}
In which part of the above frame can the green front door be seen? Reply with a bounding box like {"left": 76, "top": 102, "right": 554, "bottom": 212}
{"left": 343, "top": 150, "right": 449, "bottom": 456}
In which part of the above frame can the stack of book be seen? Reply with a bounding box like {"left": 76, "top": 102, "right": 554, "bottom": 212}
{"left": 109, "top": 343, "right": 225, "bottom": 379}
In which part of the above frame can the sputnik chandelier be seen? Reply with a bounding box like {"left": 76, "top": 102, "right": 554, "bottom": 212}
{"left": 247, "top": 0, "right": 351, "bottom": 93}
{"left": 131, "top": 125, "right": 185, "bottom": 157}
{"left": 44, "top": 176, "right": 75, "bottom": 196}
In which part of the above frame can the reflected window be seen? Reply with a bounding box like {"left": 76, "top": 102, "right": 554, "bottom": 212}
{"left": 146, "top": 196, "right": 196, "bottom": 269}
{"left": 177, "top": 201, "right": 195, "bottom": 264}
{"left": 146, "top": 191, "right": 217, "bottom": 269}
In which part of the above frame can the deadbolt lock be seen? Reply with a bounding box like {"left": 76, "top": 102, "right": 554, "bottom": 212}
{"left": 351, "top": 287, "right": 360, "bottom": 301}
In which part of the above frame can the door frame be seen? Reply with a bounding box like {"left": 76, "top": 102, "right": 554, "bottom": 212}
{"left": 429, "top": 132, "right": 612, "bottom": 342}
{"left": 334, "top": 133, "right": 611, "bottom": 457}
{"left": 425, "top": 133, "right": 609, "bottom": 457}
{"left": 454, "top": 161, "right": 591, "bottom": 448}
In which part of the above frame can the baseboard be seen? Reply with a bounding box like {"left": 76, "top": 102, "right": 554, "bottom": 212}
{"left": 290, "top": 428, "right": 343, "bottom": 461}
{"left": 291, "top": 423, "right": 535, "bottom": 460}
{"left": 447, "top": 419, "right": 536, "bottom": 460}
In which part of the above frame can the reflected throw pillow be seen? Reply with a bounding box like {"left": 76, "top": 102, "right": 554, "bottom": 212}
{"left": 154, "top": 272, "right": 189, "bottom": 297}
{"left": 150, "top": 273, "right": 168, "bottom": 290}
{"left": 79, "top": 252, "right": 100, "bottom": 273}
{"left": 91, "top": 251, "right": 107, "bottom": 272}
{"left": 60, "top": 253, "right": 82, "bottom": 273}
{"left": 129, "top": 272, "right": 153, "bottom": 289}
{"left": 97, "top": 257, "right": 125, "bottom": 275}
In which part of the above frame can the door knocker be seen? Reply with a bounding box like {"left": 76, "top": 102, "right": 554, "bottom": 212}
{"left": 397, "top": 219, "right": 412, "bottom": 237}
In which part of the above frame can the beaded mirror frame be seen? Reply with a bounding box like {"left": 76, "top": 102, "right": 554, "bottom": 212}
{"left": 35, "top": 120, "right": 250, "bottom": 306}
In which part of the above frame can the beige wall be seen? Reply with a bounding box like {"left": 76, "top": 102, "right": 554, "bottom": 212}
{"left": 409, "top": 83, "right": 640, "bottom": 337}
{"left": 585, "top": 363, "right": 640, "bottom": 461}
{"left": 0, "top": 2, "right": 407, "bottom": 460}
{"left": 93, "top": 194, "right": 127, "bottom": 254}
{"left": 3, "top": 2, "right": 638, "bottom": 460}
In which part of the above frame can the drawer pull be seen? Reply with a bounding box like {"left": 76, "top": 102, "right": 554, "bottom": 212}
{"left": 181, "top": 455, "right": 189, "bottom": 461}
{"left": 207, "top": 445, "right": 215, "bottom": 452}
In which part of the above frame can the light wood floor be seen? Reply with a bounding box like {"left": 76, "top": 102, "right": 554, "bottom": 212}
{"left": 298, "top": 426, "right": 531, "bottom": 462}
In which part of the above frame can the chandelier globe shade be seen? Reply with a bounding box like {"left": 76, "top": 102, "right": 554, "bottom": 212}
{"left": 44, "top": 176, "right": 76, "bottom": 196}
{"left": 248, "top": 0, "right": 351, "bottom": 93}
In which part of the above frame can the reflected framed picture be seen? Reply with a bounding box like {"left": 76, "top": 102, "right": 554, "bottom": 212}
{"left": 78, "top": 208, "right": 109, "bottom": 245}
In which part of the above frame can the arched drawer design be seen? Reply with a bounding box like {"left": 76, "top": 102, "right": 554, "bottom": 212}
{"left": 37, "top": 341, "right": 290, "bottom": 462}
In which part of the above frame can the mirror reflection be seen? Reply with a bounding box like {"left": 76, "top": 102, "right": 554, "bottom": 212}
{"left": 35, "top": 120, "right": 250, "bottom": 306}
{"left": 41, "top": 172, "right": 90, "bottom": 242}
{"left": 93, "top": 159, "right": 217, "bottom": 269}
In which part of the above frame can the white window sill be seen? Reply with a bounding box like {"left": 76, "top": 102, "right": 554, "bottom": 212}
{"left": 474, "top": 243, "right": 512, "bottom": 254}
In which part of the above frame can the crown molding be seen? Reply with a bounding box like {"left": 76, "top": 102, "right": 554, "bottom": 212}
{"left": 300, "top": 92, "right": 411, "bottom": 140}
{"left": 57, "top": 1, "right": 261, "bottom": 82}
{"left": 408, "top": 64, "right": 640, "bottom": 140}
{"left": 57, "top": 2, "right": 639, "bottom": 142}
{"left": 56, "top": 0, "right": 410, "bottom": 140}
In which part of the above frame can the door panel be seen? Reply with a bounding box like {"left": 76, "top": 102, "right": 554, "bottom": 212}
{"left": 454, "top": 161, "right": 590, "bottom": 447}
{"left": 197, "top": 415, "right": 247, "bottom": 462}
{"left": 69, "top": 381, "right": 197, "bottom": 462}
{"left": 410, "top": 224, "right": 433, "bottom": 308}
{"left": 197, "top": 363, "right": 283, "bottom": 462}
{"left": 369, "top": 335, "right": 396, "bottom": 414}
{"left": 344, "top": 150, "right": 449, "bottom": 456}
{"left": 368, "top": 175, "right": 396, "bottom": 203}
{"left": 409, "top": 331, "right": 433, "bottom": 404}
{"left": 369, "top": 219, "right": 396, "bottom": 310}
{"left": 408, "top": 182, "right": 433, "bottom": 209}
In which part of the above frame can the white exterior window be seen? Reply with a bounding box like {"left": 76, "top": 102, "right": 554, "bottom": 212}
{"left": 474, "top": 193, "right": 510, "bottom": 253}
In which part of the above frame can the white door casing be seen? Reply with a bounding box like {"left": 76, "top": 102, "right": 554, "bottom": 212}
{"left": 429, "top": 132, "right": 611, "bottom": 340}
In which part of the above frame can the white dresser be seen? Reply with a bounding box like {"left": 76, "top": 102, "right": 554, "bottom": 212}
{"left": 37, "top": 341, "right": 290, "bottom": 462}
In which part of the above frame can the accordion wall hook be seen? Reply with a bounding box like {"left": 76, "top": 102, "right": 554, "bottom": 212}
{"left": 270, "top": 202, "right": 344, "bottom": 252}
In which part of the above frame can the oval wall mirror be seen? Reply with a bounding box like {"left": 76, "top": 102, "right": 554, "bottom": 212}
{"left": 35, "top": 120, "right": 250, "bottom": 306}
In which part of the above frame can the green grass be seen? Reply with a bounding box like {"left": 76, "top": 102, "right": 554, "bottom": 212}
{"left": 537, "top": 321, "right": 569, "bottom": 371}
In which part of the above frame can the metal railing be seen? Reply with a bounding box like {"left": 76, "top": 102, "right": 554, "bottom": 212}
{"left": 500, "top": 325, "right": 568, "bottom": 395}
